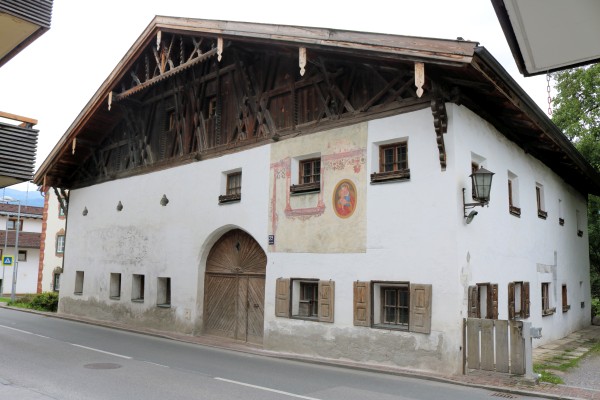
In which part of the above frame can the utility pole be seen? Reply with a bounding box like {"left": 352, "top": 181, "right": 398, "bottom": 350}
{"left": 10, "top": 200, "right": 21, "bottom": 302}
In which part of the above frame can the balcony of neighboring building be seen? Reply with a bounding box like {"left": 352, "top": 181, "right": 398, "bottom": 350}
{"left": 0, "top": 112, "right": 38, "bottom": 188}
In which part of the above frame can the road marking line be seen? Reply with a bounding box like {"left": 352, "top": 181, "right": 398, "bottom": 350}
{"left": 214, "top": 377, "right": 321, "bottom": 400}
{"left": 70, "top": 344, "right": 132, "bottom": 359}
{"left": 0, "top": 324, "right": 37, "bottom": 335}
{"left": 142, "top": 361, "right": 169, "bottom": 368}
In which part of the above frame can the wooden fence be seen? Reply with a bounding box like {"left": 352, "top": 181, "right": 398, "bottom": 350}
{"left": 464, "top": 318, "right": 525, "bottom": 375}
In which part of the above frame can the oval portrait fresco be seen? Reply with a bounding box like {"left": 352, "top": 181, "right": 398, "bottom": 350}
{"left": 333, "top": 179, "right": 357, "bottom": 219}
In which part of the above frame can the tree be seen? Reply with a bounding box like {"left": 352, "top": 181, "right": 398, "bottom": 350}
{"left": 552, "top": 64, "right": 600, "bottom": 299}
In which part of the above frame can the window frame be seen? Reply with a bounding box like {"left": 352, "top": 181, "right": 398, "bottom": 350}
{"left": 56, "top": 234, "right": 65, "bottom": 255}
{"left": 353, "top": 281, "right": 431, "bottom": 333}
{"left": 6, "top": 218, "right": 23, "bottom": 231}
{"left": 275, "top": 278, "right": 334, "bottom": 323}
{"left": 374, "top": 282, "right": 410, "bottom": 330}
{"left": 541, "top": 282, "right": 555, "bottom": 316}
{"left": 17, "top": 250, "right": 27, "bottom": 262}
{"left": 536, "top": 184, "right": 548, "bottom": 219}
{"left": 562, "top": 284, "right": 570, "bottom": 312}
{"left": 468, "top": 283, "right": 499, "bottom": 319}
{"left": 508, "top": 176, "right": 521, "bottom": 217}
{"left": 508, "top": 281, "right": 530, "bottom": 319}
{"left": 371, "top": 141, "right": 410, "bottom": 183}
{"left": 291, "top": 158, "right": 321, "bottom": 194}
{"left": 291, "top": 279, "right": 319, "bottom": 320}
{"left": 219, "top": 171, "right": 242, "bottom": 204}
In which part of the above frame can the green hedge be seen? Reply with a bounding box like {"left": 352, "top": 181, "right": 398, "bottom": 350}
{"left": 7, "top": 292, "right": 58, "bottom": 312}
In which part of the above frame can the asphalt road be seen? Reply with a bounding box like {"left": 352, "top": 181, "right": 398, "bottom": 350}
{"left": 0, "top": 308, "right": 544, "bottom": 400}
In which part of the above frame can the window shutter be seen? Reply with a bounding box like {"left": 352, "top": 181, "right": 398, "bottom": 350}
{"left": 508, "top": 282, "right": 515, "bottom": 319}
{"left": 353, "top": 281, "right": 371, "bottom": 326}
{"left": 409, "top": 284, "right": 432, "bottom": 334}
{"left": 318, "top": 280, "right": 335, "bottom": 323}
{"left": 468, "top": 285, "right": 479, "bottom": 318}
{"left": 490, "top": 284, "right": 499, "bottom": 319}
{"left": 523, "top": 281, "right": 530, "bottom": 318}
{"left": 275, "top": 278, "right": 290, "bottom": 318}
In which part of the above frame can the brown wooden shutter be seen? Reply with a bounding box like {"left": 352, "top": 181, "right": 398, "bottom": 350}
{"left": 318, "top": 280, "right": 335, "bottom": 323}
{"left": 468, "top": 285, "right": 479, "bottom": 318}
{"left": 275, "top": 278, "right": 290, "bottom": 318}
{"left": 353, "top": 281, "right": 371, "bottom": 326}
{"left": 508, "top": 282, "right": 515, "bottom": 320}
{"left": 523, "top": 281, "right": 530, "bottom": 318}
{"left": 490, "top": 283, "right": 498, "bottom": 319}
{"left": 409, "top": 284, "right": 432, "bottom": 334}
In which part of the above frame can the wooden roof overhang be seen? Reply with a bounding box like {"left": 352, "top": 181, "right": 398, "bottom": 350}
{"left": 33, "top": 16, "right": 600, "bottom": 197}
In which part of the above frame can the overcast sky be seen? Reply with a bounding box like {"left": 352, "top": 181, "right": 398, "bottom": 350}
{"left": 0, "top": 0, "right": 551, "bottom": 191}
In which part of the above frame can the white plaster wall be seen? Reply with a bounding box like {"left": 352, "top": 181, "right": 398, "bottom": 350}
{"left": 449, "top": 104, "right": 591, "bottom": 345}
{"left": 60, "top": 145, "right": 270, "bottom": 332}
{"left": 40, "top": 190, "right": 66, "bottom": 292}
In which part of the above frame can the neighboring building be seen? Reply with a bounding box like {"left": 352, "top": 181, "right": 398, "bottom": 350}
{"left": 38, "top": 188, "right": 66, "bottom": 293}
{"left": 0, "top": 203, "right": 42, "bottom": 295}
{"left": 0, "top": 0, "right": 53, "bottom": 187}
{"left": 33, "top": 17, "right": 600, "bottom": 375}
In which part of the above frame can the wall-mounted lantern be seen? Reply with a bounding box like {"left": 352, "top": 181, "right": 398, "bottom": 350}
{"left": 463, "top": 167, "right": 495, "bottom": 223}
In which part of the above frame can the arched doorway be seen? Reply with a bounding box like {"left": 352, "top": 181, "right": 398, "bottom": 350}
{"left": 204, "top": 229, "right": 266, "bottom": 344}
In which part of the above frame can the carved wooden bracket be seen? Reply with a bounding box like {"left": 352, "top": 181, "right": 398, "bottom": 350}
{"left": 217, "top": 37, "right": 223, "bottom": 62}
{"left": 415, "top": 62, "right": 425, "bottom": 98}
{"left": 299, "top": 47, "right": 307, "bottom": 76}
{"left": 431, "top": 98, "right": 448, "bottom": 170}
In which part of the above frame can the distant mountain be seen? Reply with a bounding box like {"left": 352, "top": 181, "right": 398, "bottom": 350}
{"left": 0, "top": 187, "right": 44, "bottom": 207}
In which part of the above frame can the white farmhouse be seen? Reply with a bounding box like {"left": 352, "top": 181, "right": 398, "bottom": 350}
{"left": 38, "top": 188, "right": 67, "bottom": 292}
{"left": 34, "top": 17, "right": 600, "bottom": 374}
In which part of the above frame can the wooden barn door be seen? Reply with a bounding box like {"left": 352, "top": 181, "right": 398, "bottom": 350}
{"left": 204, "top": 229, "right": 266, "bottom": 343}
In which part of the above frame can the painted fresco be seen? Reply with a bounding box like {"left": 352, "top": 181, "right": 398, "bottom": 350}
{"left": 269, "top": 124, "right": 367, "bottom": 253}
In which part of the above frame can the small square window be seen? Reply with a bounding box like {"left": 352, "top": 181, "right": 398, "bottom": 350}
{"left": 132, "top": 274, "right": 145, "bottom": 302}
{"left": 290, "top": 156, "right": 321, "bottom": 194}
{"left": 157, "top": 277, "right": 171, "bottom": 307}
{"left": 576, "top": 210, "right": 584, "bottom": 237}
{"left": 507, "top": 172, "right": 521, "bottom": 217}
{"left": 18, "top": 250, "right": 27, "bottom": 262}
{"left": 110, "top": 273, "right": 121, "bottom": 299}
{"left": 74, "top": 271, "right": 84, "bottom": 295}
{"left": 219, "top": 171, "right": 242, "bottom": 204}
{"left": 371, "top": 142, "right": 410, "bottom": 183}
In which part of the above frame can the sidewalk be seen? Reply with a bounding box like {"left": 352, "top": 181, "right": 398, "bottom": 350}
{"left": 3, "top": 304, "right": 600, "bottom": 400}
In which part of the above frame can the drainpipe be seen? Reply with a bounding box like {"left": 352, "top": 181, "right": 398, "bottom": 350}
{"left": 10, "top": 201, "right": 21, "bottom": 302}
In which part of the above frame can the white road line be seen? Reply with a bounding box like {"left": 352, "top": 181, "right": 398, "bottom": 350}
{"left": 142, "top": 360, "right": 169, "bottom": 368}
{"left": 70, "top": 344, "right": 132, "bottom": 359}
{"left": 0, "top": 324, "right": 45, "bottom": 337}
{"left": 214, "top": 377, "right": 322, "bottom": 400}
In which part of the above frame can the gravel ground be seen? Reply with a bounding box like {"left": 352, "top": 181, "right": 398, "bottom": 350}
{"left": 561, "top": 351, "right": 600, "bottom": 390}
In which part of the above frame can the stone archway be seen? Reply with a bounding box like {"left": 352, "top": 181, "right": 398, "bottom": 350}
{"left": 203, "top": 229, "right": 266, "bottom": 344}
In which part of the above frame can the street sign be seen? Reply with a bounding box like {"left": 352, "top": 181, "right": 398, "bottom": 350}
{"left": 2, "top": 256, "right": 13, "bottom": 266}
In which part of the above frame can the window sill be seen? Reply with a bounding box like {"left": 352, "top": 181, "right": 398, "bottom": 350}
{"left": 542, "top": 307, "right": 556, "bottom": 316}
{"left": 74, "top": 292, "right": 83, "bottom": 296}
{"left": 109, "top": 296, "right": 120, "bottom": 301}
{"left": 509, "top": 206, "right": 521, "bottom": 217}
{"left": 562, "top": 305, "right": 571, "bottom": 313}
{"left": 157, "top": 303, "right": 171, "bottom": 308}
{"left": 372, "top": 323, "right": 409, "bottom": 331}
{"left": 218, "top": 194, "right": 241, "bottom": 204}
{"left": 291, "top": 315, "right": 319, "bottom": 322}
{"left": 131, "top": 298, "right": 145, "bottom": 303}
{"left": 290, "top": 182, "right": 320, "bottom": 194}
{"left": 578, "top": 230, "right": 584, "bottom": 237}
{"left": 559, "top": 218, "right": 565, "bottom": 226}
{"left": 370, "top": 169, "right": 410, "bottom": 184}
{"left": 538, "top": 210, "right": 548, "bottom": 219}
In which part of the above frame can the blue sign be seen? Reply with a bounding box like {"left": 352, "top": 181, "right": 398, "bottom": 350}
{"left": 2, "top": 256, "right": 13, "bottom": 266}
